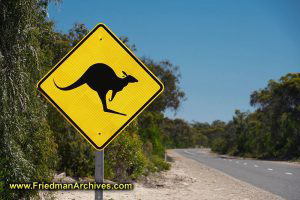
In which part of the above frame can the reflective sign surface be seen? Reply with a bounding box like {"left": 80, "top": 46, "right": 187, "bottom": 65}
{"left": 37, "top": 24, "right": 164, "bottom": 150}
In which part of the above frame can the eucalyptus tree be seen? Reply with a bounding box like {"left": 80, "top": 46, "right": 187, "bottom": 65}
{"left": 0, "top": 0, "right": 59, "bottom": 199}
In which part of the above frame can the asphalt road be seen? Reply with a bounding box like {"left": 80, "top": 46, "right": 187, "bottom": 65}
{"left": 175, "top": 149, "right": 300, "bottom": 200}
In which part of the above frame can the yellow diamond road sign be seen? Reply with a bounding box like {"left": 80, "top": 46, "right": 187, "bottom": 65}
{"left": 37, "top": 23, "right": 164, "bottom": 150}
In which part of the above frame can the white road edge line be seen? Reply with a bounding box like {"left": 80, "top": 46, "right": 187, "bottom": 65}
{"left": 184, "top": 150, "right": 194, "bottom": 155}
{"left": 254, "top": 165, "right": 259, "bottom": 167}
{"left": 267, "top": 168, "right": 273, "bottom": 171}
{"left": 285, "top": 172, "right": 293, "bottom": 175}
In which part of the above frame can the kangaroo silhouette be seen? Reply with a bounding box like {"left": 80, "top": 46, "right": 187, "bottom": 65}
{"left": 54, "top": 63, "right": 138, "bottom": 116}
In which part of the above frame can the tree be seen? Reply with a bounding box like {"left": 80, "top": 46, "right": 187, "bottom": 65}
{"left": 209, "top": 73, "right": 300, "bottom": 160}
{"left": 0, "top": 1, "right": 59, "bottom": 199}
{"left": 142, "top": 58, "right": 185, "bottom": 113}
{"left": 44, "top": 23, "right": 184, "bottom": 179}
{"left": 161, "top": 118, "right": 196, "bottom": 148}
{"left": 250, "top": 73, "right": 300, "bottom": 158}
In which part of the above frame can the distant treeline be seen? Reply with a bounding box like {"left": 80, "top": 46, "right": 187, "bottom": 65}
{"left": 163, "top": 73, "right": 300, "bottom": 160}
{"left": 1, "top": 1, "right": 299, "bottom": 200}
{"left": 210, "top": 73, "right": 300, "bottom": 160}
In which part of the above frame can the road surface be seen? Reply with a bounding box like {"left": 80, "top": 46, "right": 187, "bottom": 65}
{"left": 51, "top": 150, "right": 282, "bottom": 200}
{"left": 176, "top": 149, "right": 300, "bottom": 200}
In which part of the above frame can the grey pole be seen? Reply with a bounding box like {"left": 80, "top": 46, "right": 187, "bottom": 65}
{"left": 95, "top": 150, "right": 104, "bottom": 200}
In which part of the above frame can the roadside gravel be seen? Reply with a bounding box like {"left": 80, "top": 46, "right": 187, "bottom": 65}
{"left": 43, "top": 150, "right": 283, "bottom": 200}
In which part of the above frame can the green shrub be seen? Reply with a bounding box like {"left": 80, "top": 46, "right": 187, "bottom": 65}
{"left": 47, "top": 108, "right": 94, "bottom": 178}
{"left": 104, "top": 122, "right": 147, "bottom": 181}
{"left": 211, "top": 138, "right": 227, "bottom": 154}
{"left": 151, "top": 155, "right": 170, "bottom": 171}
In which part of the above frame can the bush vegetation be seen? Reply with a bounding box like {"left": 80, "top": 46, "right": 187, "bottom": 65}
{"left": 1, "top": 1, "right": 299, "bottom": 200}
{"left": 0, "top": 1, "right": 183, "bottom": 199}
{"left": 209, "top": 74, "right": 300, "bottom": 160}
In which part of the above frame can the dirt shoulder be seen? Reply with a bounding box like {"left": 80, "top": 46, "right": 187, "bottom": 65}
{"left": 46, "top": 150, "right": 283, "bottom": 200}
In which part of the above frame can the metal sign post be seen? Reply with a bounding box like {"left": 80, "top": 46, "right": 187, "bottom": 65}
{"left": 95, "top": 150, "right": 104, "bottom": 200}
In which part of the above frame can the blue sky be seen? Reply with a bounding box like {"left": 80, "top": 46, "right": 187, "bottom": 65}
{"left": 48, "top": 0, "right": 300, "bottom": 123}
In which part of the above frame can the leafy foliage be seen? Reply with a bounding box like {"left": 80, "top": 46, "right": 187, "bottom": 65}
{"left": 47, "top": 106, "right": 94, "bottom": 177}
{"left": 142, "top": 58, "right": 185, "bottom": 112}
{"left": 163, "top": 73, "right": 300, "bottom": 161}
{"left": 43, "top": 23, "right": 182, "bottom": 180}
{"left": 1, "top": 2, "right": 298, "bottom": 200}
{"left": 161, "top": 118, "right": 197, "bottom": 148}
{"left": 0, "top": 2, "right": 185, "bottom": 199}
{"left": 210, "top": 73, "right": 300, "bottom": 160}
{"left": 0, "top": 0, "right": 59, "bottom": 199}
{"left": 104, "top": 122, "right": 147, "bottom": 181}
